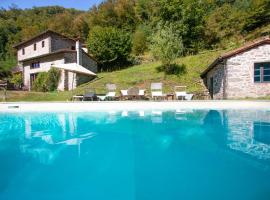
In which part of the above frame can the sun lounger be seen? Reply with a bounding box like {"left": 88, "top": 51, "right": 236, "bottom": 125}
{"left": 139, "top": 89, "right": 146, "bottom": 99}
{"left": 105, "top": 84, "right": 117, "bottom": 100}
{"left": 175, "top": 86, "right": 194, "bottom": 100}
{"left": 175, "top": 86, "right": 187, "bottom": 100}
{"left": 151, "top": 83, "right": 165, "bottom": 100}
{"left": 83, "top": 89, "right": 98, "bottom": 101}
{"left": 120, "top": 90, "right": 128, "bottom": 100}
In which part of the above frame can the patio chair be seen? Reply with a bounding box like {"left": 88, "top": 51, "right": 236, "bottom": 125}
{"left": 105, "top": 83, "right": 117, "bottom": 100}
{"left": 127, "top": 87, "right": 140, "bottom": 100}
{"left": 175, "top": 86, "right": 187, "bottom": 100}
{"left": 185, "top": 94, "right": 194, "bottom": 101}
{"left": 151, "top": 83, "right": 165, "bottom": 100}
{"left": 139, "top": 89, "right": 146, "bottom": 100}
{"left": 120, "top": 89, "right": 128, "bottom": 100}
{"left": 83, "top": 89, "right": 98, "bottom": 101}
{"left": 175, "top": 86, "right": 194, "bottom": 101}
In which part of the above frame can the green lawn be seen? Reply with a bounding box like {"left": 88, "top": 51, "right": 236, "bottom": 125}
{"left": 2, "top": 49, "right": 226, "bottom": 102}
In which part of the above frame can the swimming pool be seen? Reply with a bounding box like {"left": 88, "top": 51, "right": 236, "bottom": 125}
{"left": 0, "top": 107, "right": 270, "bottom": 200}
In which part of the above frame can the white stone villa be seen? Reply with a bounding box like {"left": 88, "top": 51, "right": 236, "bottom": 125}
{"left": 14, "top": 30, "right": 97, "bottom": 91}
{"left": 201, "top": 37, "right": 270, "bottom": 99}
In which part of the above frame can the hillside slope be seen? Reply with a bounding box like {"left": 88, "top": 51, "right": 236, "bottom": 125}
{"left": 4, "top": 49, "right": 225, "bottom": 101}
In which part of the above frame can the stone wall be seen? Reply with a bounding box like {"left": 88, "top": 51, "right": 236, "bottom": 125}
{"left": 205, "top": 62, "right": 226, "bottom": 100}
{"left": 82, "top": 52, "right": 98, "bottom": 73}
{"left": 51, "top": 34, "right": 75, "bottom": 52}
{"left": 64, "top": 52, "right": 77, "bottom": 63}
{"left": 225, "top": 44, "right": 270, "bottom": 98}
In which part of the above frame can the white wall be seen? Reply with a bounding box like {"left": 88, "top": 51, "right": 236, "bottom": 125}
{"left": 23, "top": 54, "right": 65, "bottom": 90}
{"left": 17, "top": 36, "right": 51, "bottom": 62}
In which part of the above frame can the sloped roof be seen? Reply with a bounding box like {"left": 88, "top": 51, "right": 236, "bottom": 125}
{"left": 52, "top": 63, "right": 96, "bottom": 76}
{"left": 13, "top": 30, "right": 75, "bottom": 49}
{"left": 11, "top": 66, "right": 23, "bottom": 74}
{"left": 201, "top": 36, "right": 270, "bottom": 78}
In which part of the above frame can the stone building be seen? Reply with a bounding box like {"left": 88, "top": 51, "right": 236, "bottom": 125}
{"left": 14, "top": 30, "right": 97, "bottom": 91}
{"left": 201, "top": 37, "right": 270, "bottom": 99}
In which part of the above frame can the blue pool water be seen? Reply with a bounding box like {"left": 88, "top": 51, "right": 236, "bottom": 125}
{"left": 0, "top": 109, "right": 270, "bottom": 200}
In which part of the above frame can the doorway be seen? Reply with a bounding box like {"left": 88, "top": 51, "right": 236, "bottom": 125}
{"left": 30, "top": 73, "right": 38, "bottom": 90}
{"left": 209, "top": 77, "right": 214, "bottom": 99}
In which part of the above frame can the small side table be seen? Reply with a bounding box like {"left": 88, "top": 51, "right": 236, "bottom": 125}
{"left": 72, "top": 95, "right": 84, "bottom": 101}
{"left": 166, "top": 93, "right": 175, "bottom": 100}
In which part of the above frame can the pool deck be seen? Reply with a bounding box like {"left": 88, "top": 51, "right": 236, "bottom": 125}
{"left": 1, "top": 100, "right": 270, "bottom": 112}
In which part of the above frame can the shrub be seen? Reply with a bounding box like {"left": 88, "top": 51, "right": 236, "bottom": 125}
{"left": 48, "top": 68, "right": 61, "bottom": 91}
{"left": 32, "top": 72, "right": 49, "bottom": 92}
{"left": 9, "top": 73, "right": 23, "bottom": 88}
{"left": 33, "top": 68, "right": 61, "bottom": 92}
{"left": 156, "top": 63, "right": 186, "bottom": 75}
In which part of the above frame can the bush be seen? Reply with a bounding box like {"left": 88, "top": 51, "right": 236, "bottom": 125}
{"left": 9, "top": 73, "right": 23, "bottom": 88}
{"left": 32, "top": 72, "right": 49, "bottom": 92}
{"left": 48, "top": 68, "right": 61, "bottom": 91}
{"left": 33, "top": 68, "right": 60, "bottom": 92}
{"left": 156, "top": 63, "right": 186, "bottom": 75}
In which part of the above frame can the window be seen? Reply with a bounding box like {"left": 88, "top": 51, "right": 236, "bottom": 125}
{"left": 254, "top": 62, "right": 270, "bottom": 83}
{"left": 71, "top": 46, "right": 75, "bottom": 50}
{"left": 30, "top": 62, "right": 40, "bottom": 69}
{"left": 42, "top": 41, "right": 45, "bottom": 48}
{"left": 34, "top": 43, "right": 37, "bottom": 51}
{"left": 22, "top": 48, "right": 25, "bottom": 55}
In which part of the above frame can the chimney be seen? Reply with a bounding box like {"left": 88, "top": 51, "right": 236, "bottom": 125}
{"left": 76, "top": 40, "right": 82, "bottom": 65}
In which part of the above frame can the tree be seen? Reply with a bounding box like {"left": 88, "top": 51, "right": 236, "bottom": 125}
{"left": 72, "top": 14, "right": 89, "bottom": 40}
{"left": 87, "top": 26, "right": 132, "bottom": 71}
{"left": 243, "top": 0, "right": 270, "bottom": 32}
{"left": 150, "top": 23, "right": 184, "bottom": 70}
{"left": 132, "top": 29, "right": 147, "bottom": 55}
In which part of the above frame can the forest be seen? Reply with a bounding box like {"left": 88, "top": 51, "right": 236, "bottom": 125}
{"left": 0, "top": 0, "right": 269, "bottom": 77}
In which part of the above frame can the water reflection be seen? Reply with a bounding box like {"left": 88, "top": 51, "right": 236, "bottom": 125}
{"left": 1, "top": 109, "right": 270, "bottom": 166}
{"left": 204, "top": 110, "right": 270, "bottom": 160}
{"left": 19, "top": 113, "right": 97, "bottom": 164}
{"left": 151, "top": 111, "right": 163, "bottom": 123}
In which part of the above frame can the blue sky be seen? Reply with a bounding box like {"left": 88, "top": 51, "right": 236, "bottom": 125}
{"left": 0, "top": 0, "right": 103, "bottom": 10}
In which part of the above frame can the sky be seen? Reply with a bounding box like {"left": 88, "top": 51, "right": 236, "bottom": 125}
{"left": 0, "top": 0, "right": 103, "bottom": 10}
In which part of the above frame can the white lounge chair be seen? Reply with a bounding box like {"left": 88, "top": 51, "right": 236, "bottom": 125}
{"left": 151, "top": 83, "right": 165, "bottom": 100}
{"left": 175, "top": 86, "right": 187, "bottom": 100}
{"left": 120, "top": 90, "right": 128, "bottom": 100}
{"left": 139, "top": 89, "right": 146, "bottom": 99}
{"left": 175, "top": 86, "right": 194, "bottom": 100}
{"left": 185, "top": 94, "right": 194, "bottom": 101}
{"left": 106, "top": 84, "right": 117, "bottom": 100}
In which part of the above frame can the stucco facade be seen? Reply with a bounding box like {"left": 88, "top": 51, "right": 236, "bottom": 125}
{"left": 202, "top": 38, "right": 270, "bottom": 99}
{"left": 17, "top": 35, "right": 51, "bottom": 62}
{"left": 14, "top": 30, "right": 97, "bottom": 91}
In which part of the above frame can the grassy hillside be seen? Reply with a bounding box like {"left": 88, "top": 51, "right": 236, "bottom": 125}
{"left": 3, "top": 49, "right": 226, "bottom": 102}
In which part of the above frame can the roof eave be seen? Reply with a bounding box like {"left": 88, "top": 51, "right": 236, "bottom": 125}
{"left": 200, "top": 57, "right": 222, "bottom": 78}
{"left": 13, "top": 30, "right": 76, "bottom": 49}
